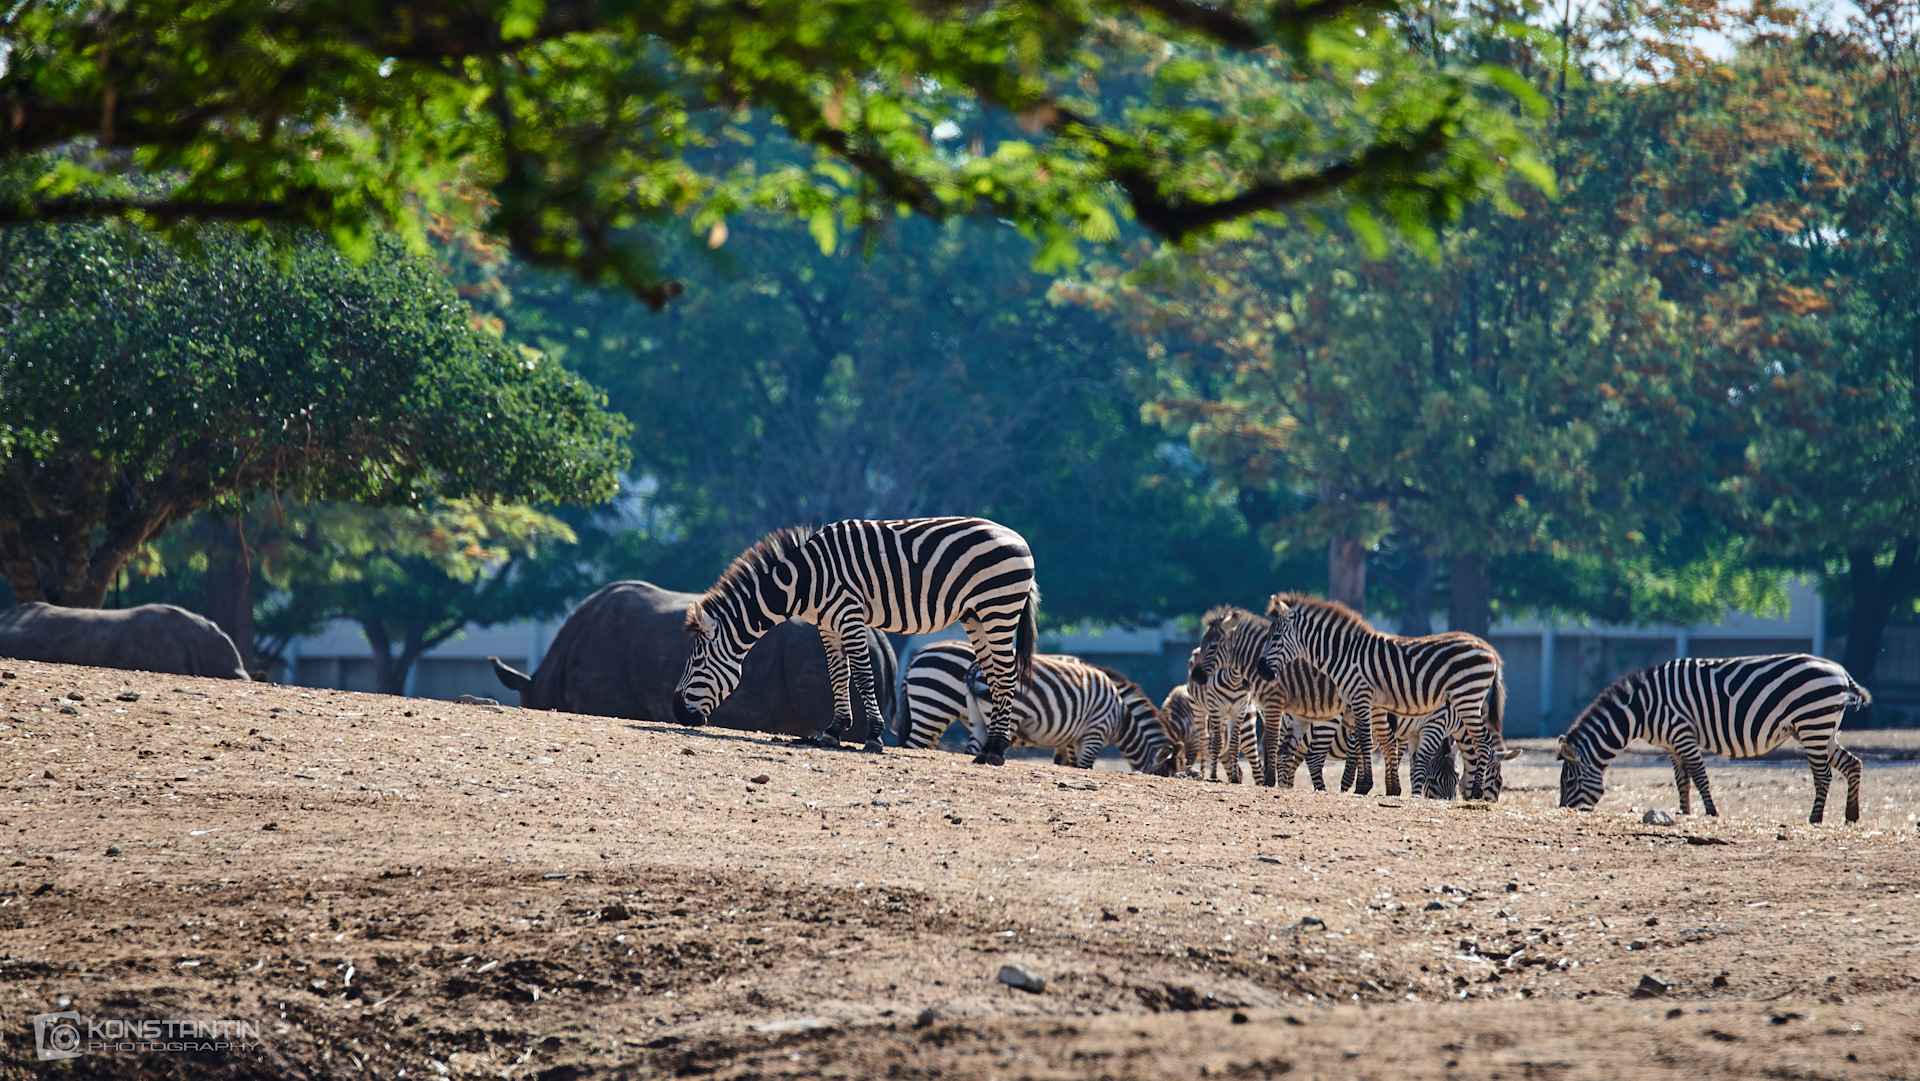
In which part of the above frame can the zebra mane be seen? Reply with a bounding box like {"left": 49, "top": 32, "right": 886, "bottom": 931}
{"left": 686, "top": 524, "right": 817, "bottom": 632}
{"left": 1267, "top": 591, "right": 1375, "bottom": 634}
{"left": 1565, "top": 667, "right": 1646, "bottom": 738}
{"left": 1201, "top": 604, "right": 1263, "bottom": 630}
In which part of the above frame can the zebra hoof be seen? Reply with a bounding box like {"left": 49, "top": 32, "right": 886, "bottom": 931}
{"left": 798, "top": 732, "right": 842, "bottom": 750}
{"left": 861, "top": 739, "right": 885, "bottom": 754}
{"left": 972, "top": 751, "right": 1005, "bottom": 766}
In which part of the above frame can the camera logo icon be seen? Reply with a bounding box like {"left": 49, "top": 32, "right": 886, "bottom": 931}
{"left": 34, "top": 1011, "right": 84, "bottom": 1061}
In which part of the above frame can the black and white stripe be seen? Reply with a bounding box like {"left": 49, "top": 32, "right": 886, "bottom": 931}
{"left": 1187, "top": 606, "right": 1286, "bottom": 784}
{"left": 1278, "top": 710, "right": 1477, "bottom": 798}
{"left": 1558, "top": 654, "right": 1871, "bottom": 823}
{"left": 1263, "top": 595, "right": 1508, "bottom": 800}
{"left": 1160, "top": 683, "right": 1202, "bottom": 776}
{"left": 899, "top": 642, "right": 1174, "bottom": 773}
{"left": 673, "top": 517, "right": 1037, "bottom": 762}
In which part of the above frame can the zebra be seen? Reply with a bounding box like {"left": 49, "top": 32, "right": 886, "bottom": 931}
{"left": 1262, "top": 593, "right": 1508, "bottom": 800}
{"left": 1189, "top": 605, "right": 1441, "bottom": 790}
{"left": 899, "top": 642, "right": 1175, "bottom": 773}
{"left": 1187, "top": 606, "right": 1285, "bottom": 784}
{"left": 1558, "top": 654, "right": 1872, "bottom": 824}
{"left": 1159, "top": 682, "right": 1262, "bottom": 780}
{"left": 1160, "top": 683, "right": 1202, "bottom": 775}
{"left": 1276, "top": 709, "right": 1491, "bottom": 799}
{"left": 672, "top": 517, "right": 1038, "bottom": 763}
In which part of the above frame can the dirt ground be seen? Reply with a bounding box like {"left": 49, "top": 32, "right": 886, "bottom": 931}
{"left": 2, "top": 660, "right": 1919, "bottom": 1080}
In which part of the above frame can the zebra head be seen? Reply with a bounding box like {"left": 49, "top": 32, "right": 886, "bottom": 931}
{"left": 1190, "top": 608, "right": 1266, "bottom": 719}
{"left": 672, "top": 600, "right": 750, "bottom": 726}
{"left": 1557, "top": 739, "right": 1605, "bottom": 810}
{"left": 1260, "top": 595, "right": 1306, "bottom": 676}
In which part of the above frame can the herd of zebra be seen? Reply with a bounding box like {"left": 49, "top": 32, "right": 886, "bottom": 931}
{"left": 670, "top": 516, "right": 1876, "bottom": 825}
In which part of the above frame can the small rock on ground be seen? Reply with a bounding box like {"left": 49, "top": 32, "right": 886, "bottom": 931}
{"left": 1642, "top": 808, "right": 1677, "bottom": 826}
{"left": 998, "top": 963, "right": 1047, "bottom": 993}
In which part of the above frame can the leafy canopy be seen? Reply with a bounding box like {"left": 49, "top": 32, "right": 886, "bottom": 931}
{"left": 0, "top": 222, "right": 630, "bottom": 607}
{"left": 0, "top": 0, "right": 1547, "bottom": 301}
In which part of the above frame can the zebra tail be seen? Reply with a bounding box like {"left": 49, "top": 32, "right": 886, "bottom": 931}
{"left": 1015, "top": 582, "right": 1039, "bottom": 690}
{"left": 1843, "top": 672, "right": 1874, "bottom": 709}
{"left": 1487, "top": 665, "right": 1507, "bottom": 746}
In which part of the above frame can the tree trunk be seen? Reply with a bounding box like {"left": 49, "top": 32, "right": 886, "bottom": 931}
{"left": 1841, "top": 539, "right": 1920, "bottom": 729}
{"left": 202, "top": 520, "right": 256, "bottom": 673}
{"left": 1328, "top": 538, "right": 1367, "bottom": 611}
{"left": 1399, "top": 549, "right": 1437, "bottom": 636}
{"left": 1448, "top": 552, "right": 1491, "bottom": 640}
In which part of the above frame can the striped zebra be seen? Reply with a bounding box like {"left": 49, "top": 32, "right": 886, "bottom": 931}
{"left": 1262, "top": 594, "right": 1508, "bottom": 800}
{"left": 1558, "top": 654, "right": 1871, "bottom": 824}
{"left": 1189, "top": 606, "right": 1439, "bottom": 790}
{"left": 672, "top": 517, "right": 1038, "bottom": 763}
{"left": 899, "top": 642, "right": 1175, "bottom": 773}
{"left": 1277, "top": 710, "right": 1479, "bottom": 798}
{"left": 1158, "top": 683, "right": 1262, "bottom": 780}
{"left": 1160, "top": 682, "right": 1202, "bottom": 775}
{"left": 1187, "top": 606, "right": 1285, "bottom": 784}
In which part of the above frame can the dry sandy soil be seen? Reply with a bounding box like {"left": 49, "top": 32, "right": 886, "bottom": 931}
{"left": 2, "top": 660, "right": 1919, "bottom": 1080}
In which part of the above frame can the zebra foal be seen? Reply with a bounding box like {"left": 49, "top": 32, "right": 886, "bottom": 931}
{"left": 1558, "top": 654, "right": 1871, "bottom": 824}
{"left": 899, "top": 642, "right": 1175, "bottom": 773}
{"left": 1262, "top": 594, "right": 1509, "bottom": 800}
{"left": 673, "top": 517, "right": 1038, "bottom": 762}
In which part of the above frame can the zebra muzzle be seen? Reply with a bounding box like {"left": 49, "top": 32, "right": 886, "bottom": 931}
{"left": 671, "top": 694, "right": 707, "bottom": 727}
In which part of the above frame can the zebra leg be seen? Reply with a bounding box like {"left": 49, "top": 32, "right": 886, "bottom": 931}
{"left": 1453, "top": 696, "right": 1488, "bottom": 801}
{"left": 1808, "top": 752, "right": 1835, "bottom": 825}
{"left": 1270, "top": 717, "right": 1302, "bottom": 789}
{"left": 1203, "top": 705, "right": 1226, "bottom": 783}
{"left": 959, "top": 618, "right": 1019, "bottom": 766}
{"left": 836, "top": 618, "right": 888, "bottom": 753}
{"left": 1379, "top": 715, "right": 1404, "bottom": 798}
{"left": 1347, "top": 700, "right": 1376, "bottom": 796}
{"left": 809, "top": 626, "right": 855, "bottom": 750}
{"left": 1836, "top": 745, "right": 1863, "bottom": 823}
{"left": 1668, "top": 755, "right": 1692, "bottom": 815}
{"left": 1670, "top": 730, "right": 1717, "bottom": 817}
{"left": 1337, "top": 751, "right": 1355, "bottom": 793}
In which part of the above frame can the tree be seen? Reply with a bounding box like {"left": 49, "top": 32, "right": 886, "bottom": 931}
{"left": 0, "top": 223, "right": 630, "bottom": 608}
{"left": 1058, "top": 0, "right": 1800, "bottom": 634}
{"left": 255, "top": 502, "right": 581, "bottom": 695}
{"left": 0, "top": 0, "right": 1545, "bottom": 300}
{"left": 1715, "top": 7, "right": 1920, "bottom": 696}
{"left": 442, "top": 210, "right": 1296, "bottom": 624}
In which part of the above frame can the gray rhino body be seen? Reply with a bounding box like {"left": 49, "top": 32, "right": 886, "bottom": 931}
{"left": 491, "top": 580, "right": 896, "bottom": 742}
{"left": 0, "top": 602, "right": 249, "bottom": 679}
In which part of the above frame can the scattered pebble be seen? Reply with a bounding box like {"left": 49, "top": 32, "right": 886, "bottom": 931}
{"left": 1642, "top": 809, "right": 1676, "bottom": 826}
{"left": 1630, "top": 974, "right": 1672, "bottom": 999}
{"left": 998, "top": 963, "right": 1047, "bottom": 993}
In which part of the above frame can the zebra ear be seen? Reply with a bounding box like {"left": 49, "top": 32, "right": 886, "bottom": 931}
{"left": 1555, "top": 740, "right": 1575, "bottom": 762}
{"left": 1501, "top": 747, "right": 1523, "bottom": 760}
{"left": 1266, "top": 595, "right": 1291, "bottom": 619}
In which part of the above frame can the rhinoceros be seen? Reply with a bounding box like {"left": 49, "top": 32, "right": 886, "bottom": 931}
{"left": 0, "top": 602, "right": 249, "bottom": 679}
{"left": 489, "top": 580, "right": 896, "bottom": 745}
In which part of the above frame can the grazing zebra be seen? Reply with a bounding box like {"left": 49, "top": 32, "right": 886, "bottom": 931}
{"left": 673, "top": 517, "right": 1037, "bottom": 762}
{"left": 899, "top": 642, "right": 1174, "bottom": 773}
{"left": 1160, "top": 683, "right": 1202, "bottom": 775}
{"left": 1558, "top": 654, "right": 1871, "bottom": 824}
{"left": 1262, "top": 594, "right": 1508, "bottom": 800}
{"left": 1277, "top": 710, "right": 1489, "bottom": 799}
